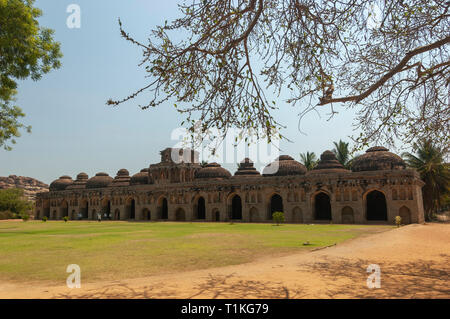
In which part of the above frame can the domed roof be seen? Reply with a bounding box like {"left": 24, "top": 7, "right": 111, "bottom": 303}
{"left": 234, "top": 158, "right": 260, "bottom": 177}
{"left": 49, "top": 176, "right": 73, "bottom": 191}
{"left": 263, "top": 155, "right": 307, "bottom": 177}
{"left": 66, "top": 173, "right": 88, "bottom": 190}
{"left": 110, "top": 169, "right": 131, "bottom": 187}
{"left": 352, "top": 146, "right": 406, "bottom": 172}
{"left": 130, "top": 169, "right": 149, "bottom": 185}
{"left": 195, "top": 163, "right": 231, "bottom": 179}
{"left": 86, "top": 173, "right": 113, "bottom": 189}
{"left": 308, "top": 151, "right": 351, "bottom": 175}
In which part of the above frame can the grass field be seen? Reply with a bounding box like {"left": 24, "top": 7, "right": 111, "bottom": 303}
{"left": 0, "top": 220, "right": 392, "bottom": 285}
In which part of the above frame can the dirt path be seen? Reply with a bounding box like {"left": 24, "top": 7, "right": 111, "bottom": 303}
{"left": 1, "top": 223, "right": 449, "bottom": 299}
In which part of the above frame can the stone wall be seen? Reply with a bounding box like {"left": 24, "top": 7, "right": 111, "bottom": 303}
{"left": 35, "top": 169, "right": 425, "bottom": 225}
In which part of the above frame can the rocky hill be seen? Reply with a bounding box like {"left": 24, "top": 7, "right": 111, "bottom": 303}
{"left": 0, "top": 175, "right": 49, "bottom": 200}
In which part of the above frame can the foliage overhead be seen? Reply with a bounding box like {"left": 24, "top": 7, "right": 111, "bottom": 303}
{"left": 0, "top": 0, "right": 62, "bottom": 150}
{"left": 402, "top": 139, "right": 449, "bottom": 220}
{"left": 109, "top": 0, "right": 449, "bottom": 150}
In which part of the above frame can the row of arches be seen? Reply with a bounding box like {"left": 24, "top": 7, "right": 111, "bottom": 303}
{"left": 40, "top": 189, "right": 412, "bottom": 223}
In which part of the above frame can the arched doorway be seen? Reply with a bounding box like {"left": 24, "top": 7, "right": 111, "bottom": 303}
{"left": 231, "top": 195, "right": 242, "bottom": 220}
{"left": 60, "top": 201, "right": 68, "bottom": 219}
{"left": 80, "top": 200, "right": 88, "bottom": 219}
{"left": 269, "top": 194, "right": 283, "bottom": 219}
{"left": 214, "top": 210, "right": 220, "bottom": 222}
{"left": 196, "top": 197, "right": 206, "bottom": 219}
{"left": 175, "top": 208, "right": 185, "bottom": 221}
{"left": 126, "top": 198, "right": 136, "bottom": 220}
{"left": 142, "top": 208, "right": 151, "bottom": 221}
{"left": 114, "top": 209, "right": 121, "bottom": 220}
{"left": 341, "top": 206, "right": 354, "bottom": 224}
{"left": 315, "top": 192, "right": 332, "bottom": 220}
{"left": 366, "top": 190, "right": 387, "bottom": 221}
{"left": 159, "top": 197, "right": 168, "bottom": 220}
{"left": 102, "top": 199, "right": 111, "bottom": 220}
{"left": 399, "top": 206, "right": 411, "bottom": 224}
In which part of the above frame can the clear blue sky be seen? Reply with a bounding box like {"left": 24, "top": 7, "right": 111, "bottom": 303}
{"left": 0, "top": 0, "right": 365, "bottom": 184}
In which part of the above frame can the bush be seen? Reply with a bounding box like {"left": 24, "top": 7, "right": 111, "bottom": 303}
{"left": 272, "top": 211, "right": 285, "bottom": 226}
{"left": 395, "top": 216, "right": 402, "bottom": 227}
{"left": 63, "top": 216, "right": 69, "bottom": 223}
{"left": 42, "top": 216, "right": 48, "bottom": 222}
{"left": 0, "top": 188, "right": 33, "bottom": 216}
{"left": 0, "top": 210, "right": 14, "bottom": 220}
{"left": 21, "top": 213, "right": 30, "bottom": 222}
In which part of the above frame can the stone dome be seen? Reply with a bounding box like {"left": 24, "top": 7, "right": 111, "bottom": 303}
{"left": 195, "top": 163, "right": 231, "bottom": 179}
{"left": 263, "top": 155, "right": 307, "bottom": 177}
{"left": 352, "top": 146, "right": 406, "bottom": 172}
{"left": 86, "top": 173, "right": 113, "bottom": 189}
{"left": 49, "top": 176, "right": 73, "bottom": 191}
{"left": 130, "top": 169, "right": 149, "bottom": 185}
{"left": 110, "top": 169, "right": 131, "bottom": 187}
{"left": 308, "top": 150, "right": 351, "bottom": 175}
{"left": 66, "top": 173, "right": 88, "bottom": 190}
{"left": 234, "top": 158, "right": 261, "bottom": 177}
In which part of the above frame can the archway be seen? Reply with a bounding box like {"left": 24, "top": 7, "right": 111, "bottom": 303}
{"left": 175, "top": 208, "right": 186, "bottom": 221}
{"left": 231, "top": 195, "right": 242, "bottom": 220}
{"left": 366, "top": 190, "right": 387, "bottom": 221}
{"left": 315, "top": 192, "right": 332, "bottom": 220}
{"left": 341, "top": 206, "right": 354, "bottom": 224}
{"left": 43, "top": 200, "right": 50, "bottom": 218}
{"left": 126, "top": 198, "right": 136, "bottom": 220}
{"left": 114, "top": 209, "right": 121, "bottom": 220}
{"left": 101, "top": 199, "right": 111, "bottom": 220}
{"left": 399, "top": 206, "right": 411, "bottom": 224}
{"left": 158, "top": 197, "right": 168, "bottom": 220}
{"left": 80, "top": 200, "right": 88, "bottom": 219}
{"left": 269, "top": 194, "right": 283, "bottom": 219}
{"left": 292, "top": 207, "right": 303, "bottom": 223}
{"left": 196, "top": 197, "right": 206, "bottom": 219}
{"left": 214, "top": 210, "right": 220, "bottom": 222}
{"left": 249, "top": 207, "right": 258, "bottom": 222}
{"left": 142, "top": 208, "right": 151, "bottom": 221}
{"left": 59, "top": 201, "right": 68, "bottom": 219}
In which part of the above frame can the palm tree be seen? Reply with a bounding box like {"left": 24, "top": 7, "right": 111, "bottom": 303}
{"left": 403, "top": 139, "right": 450, "bottom": 221}
{"left": 300, "top": 152, "right": 318, "bottom": 171}
{"left": 332, "top": 140, "right": 351, "bottom": 169}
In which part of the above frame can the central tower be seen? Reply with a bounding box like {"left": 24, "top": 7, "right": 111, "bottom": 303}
{"left": 149, "top": 148, "right": 201, "bottom": 184}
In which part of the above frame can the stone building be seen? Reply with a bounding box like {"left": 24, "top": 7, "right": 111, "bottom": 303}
{"left": 35, "top": 147, "right": 425, "bottom": 224}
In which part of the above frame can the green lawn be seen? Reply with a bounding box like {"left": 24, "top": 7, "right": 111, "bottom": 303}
{"left": 0, "top": 221, "right": 392, "bottom": 285}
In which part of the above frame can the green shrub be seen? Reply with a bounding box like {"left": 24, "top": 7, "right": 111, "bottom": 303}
{"left": 0, "top": 210, "right": 14, "bottom": 220}
{"left": 42, "top": 216, "right": 48, "bottom": 222}
{"left": 21, "top": 213, "right": 30, "bottom": 222}
{"left": 395, "top": 215, "right": 402, "bottom": 227}
{"left": 63, "top": 216, "right": 69, "bottom": 223}
{"left": 272, "top": 211, "right": 285, "bottom": 226}
{"left": 0, "top": 189, "right": 33, "bottom": 216}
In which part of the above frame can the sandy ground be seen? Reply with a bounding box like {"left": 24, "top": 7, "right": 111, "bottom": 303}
{"left": 0, "top": 223, "right": 449, "bottom": 299}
